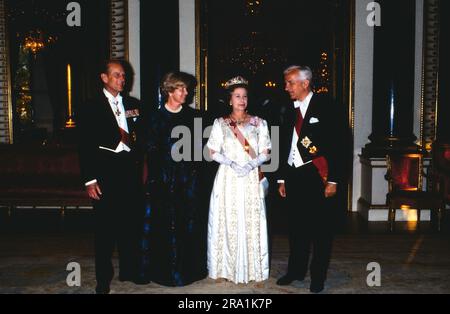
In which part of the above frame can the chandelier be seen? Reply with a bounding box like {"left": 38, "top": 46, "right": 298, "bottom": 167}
{"left": 7, "top": 0, "right": 63, "bottom": 55}
{"left": 224, "top": 32, "right": 287, "bottom": 75}
{"left": 246, "top": 0, "right": 263, "bottom": 16}
{"left": 23, "top": 29, "right": 56, "bottom": 55}
{"left": 218, "top": 1, "right": 286, "bottom": 77}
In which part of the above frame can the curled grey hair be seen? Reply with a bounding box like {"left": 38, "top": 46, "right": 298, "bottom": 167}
{"left": 283, "top": 65, "right": 313, "bottom": 86}
{"left": 160, "top": 71, "right": 188, "bottom": 98}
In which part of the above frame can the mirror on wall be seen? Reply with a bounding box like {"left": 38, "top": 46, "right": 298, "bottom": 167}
{"left": 5, "top": 0, "right": 110, "bottom": 145}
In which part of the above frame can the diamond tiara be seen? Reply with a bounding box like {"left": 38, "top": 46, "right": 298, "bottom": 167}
{"left": 224, "top": 76, "right": 249, "bottom": 89}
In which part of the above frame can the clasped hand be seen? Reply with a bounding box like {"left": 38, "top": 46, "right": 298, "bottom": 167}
{"left": 230, "top": 161, "right": 256, "bottom": 177}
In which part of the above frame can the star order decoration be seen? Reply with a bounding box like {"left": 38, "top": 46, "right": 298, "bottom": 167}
{"left": 301, "top": 136, "right": 312, "bottom": 148}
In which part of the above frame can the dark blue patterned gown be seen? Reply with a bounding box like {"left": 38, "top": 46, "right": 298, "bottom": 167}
{"left": 139, "top": 105, "right": 208, "bottom": 286}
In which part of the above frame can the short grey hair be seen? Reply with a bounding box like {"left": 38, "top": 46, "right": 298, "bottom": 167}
{"left": 283, "top": 65, "right": 313, "bottom": 83}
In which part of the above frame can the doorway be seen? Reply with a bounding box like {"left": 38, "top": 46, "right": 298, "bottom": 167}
{"left": 198, "top": 0, "right": 355, "bottom": 231}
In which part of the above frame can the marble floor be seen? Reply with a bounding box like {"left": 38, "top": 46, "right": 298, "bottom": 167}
{"left": 1, "top": 209, "right": 450, "bottom": 294}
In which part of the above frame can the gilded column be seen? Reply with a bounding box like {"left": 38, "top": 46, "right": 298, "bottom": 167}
{"left": 421, "top": 0, "right": 440, "bottom": 149}
{"left": 0, "top": 0, "right": 13, "bottom": 144}
{"left": 436, "top": 0, "right": 448, "bottom": 142}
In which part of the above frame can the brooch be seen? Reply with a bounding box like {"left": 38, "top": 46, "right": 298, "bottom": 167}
{"left": 301, "top": 136, "right": 312, "bottom": 148}
{"left": 301, "top": 136, "right": 318, "bottom": 155}
{"left": 309, "top": 146, "right": 318, "bottom": 155}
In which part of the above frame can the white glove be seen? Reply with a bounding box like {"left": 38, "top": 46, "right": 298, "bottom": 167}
{"left": 212, "top": 152, "right": 247, "bottom": 176}
{"left": 230, "top": 162, "right": 248, "bottom": 177}
{"left": 211, "top": 151, "right": 233, "bottom": 166}
{"left": 242, "top": 163, "right": 253, "bottom": 174}
{"left": 243, "top": 153, "right": 269, "bottom": 172}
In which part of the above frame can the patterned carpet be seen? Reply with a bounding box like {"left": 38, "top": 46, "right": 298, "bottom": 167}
{"left": 1, "top": 227, "right": 450, "bottom": 294}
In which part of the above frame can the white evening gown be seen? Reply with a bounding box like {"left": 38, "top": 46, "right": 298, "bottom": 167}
{"left": 206, "top": 116, "right": 271, "bottom": 283}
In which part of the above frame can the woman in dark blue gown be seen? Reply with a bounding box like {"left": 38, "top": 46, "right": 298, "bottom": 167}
{"left": 139, "top": 72, "right": 207, "bottom": 286}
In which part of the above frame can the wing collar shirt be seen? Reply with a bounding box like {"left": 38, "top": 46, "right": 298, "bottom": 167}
{"left": 277, "top": 91, "right": 313, "bottom": 184}
{"left": 278, "top": 91, "right": 336, "bottom": 185}
{"left": 103, "top": 88, "right": 130, "bottom": 153}
{"left": 84, "top": 89, "right": 130, "bottom": 187}
{"left": 288, "top": 91, "right": 314, "bottom": 168}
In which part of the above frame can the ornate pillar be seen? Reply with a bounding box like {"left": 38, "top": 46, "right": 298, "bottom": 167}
{"left": 422, "top": 0, "right": 440, "bottom": 148}
{"left": 363, "top": 0, "right": 419, "bottom": 157}
{"left": 110, "top": 0, "right": 128, "bottom": 60}
{"left": 127, "top": 0, "right": 140, "bottom": 99}
{"left": 110, "top": 0, "right": 140, "bottom": 99}
{"left": 357, "top": 0, "right": 433, "bottom": 222}
{"left": 436, "top": 0, "right": 448, "bottom": 142}
{"left": 0, "top": 0, "right": 12, "bottom": 144}
{"left": 179, "top": 0, "right": 198, "bottom": 109}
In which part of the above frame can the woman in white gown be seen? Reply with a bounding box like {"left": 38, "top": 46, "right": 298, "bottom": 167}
{"left": 206, "top": 76, "right": 271, "bottom": 284}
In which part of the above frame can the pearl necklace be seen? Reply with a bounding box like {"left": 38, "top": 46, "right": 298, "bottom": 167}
{"left": 230, "top": 113, "right": 247, "bottom": 125}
